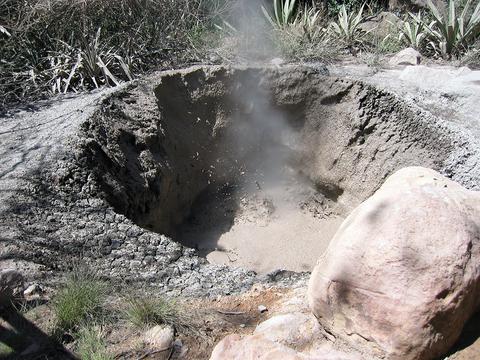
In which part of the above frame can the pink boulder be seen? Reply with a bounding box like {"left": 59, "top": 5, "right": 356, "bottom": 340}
{"left": 308, "top": 167, "right": 480, "bottom": 360}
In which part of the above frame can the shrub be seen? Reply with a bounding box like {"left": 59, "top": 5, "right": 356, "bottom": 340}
{"left": 461, "top": 45, "right": 480, "bottom": 67}
{"left": 330, "top": 3, "right": 367, "bottom": 49}
{"left": 53, "top": 268, "right": 107, "bottom": 333}
{"left": 399, "top": 12, "right": 430, "bottom": 50}
{"left": 0, "top": 0, "right": 222, "bottom": 106}
{"left": 76, "top": 325, "right": 113, "bottom": 360}
{"left": 259, "top": 2, "right": 338, "bottom": 62}
{"left": 262, "top": 0, "right": 298, "bottom": 28}
{"left": 425, "top": 0, "right": 480, "bottom": 58}
{"left": 325, "top": 0, "right": 386, "bottom": 17}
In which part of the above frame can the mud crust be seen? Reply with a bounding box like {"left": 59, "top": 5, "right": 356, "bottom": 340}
{"left": 1, "top": 65, "right": 479, "bottom": 296}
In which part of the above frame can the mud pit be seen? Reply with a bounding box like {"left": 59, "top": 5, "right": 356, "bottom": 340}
{"left": 82, "top": 65, "right": 455, "bottom": 274}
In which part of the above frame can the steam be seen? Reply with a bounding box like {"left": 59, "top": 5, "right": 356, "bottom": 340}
{"left": 226, "top": 0, "right": 276, "bottom": 62}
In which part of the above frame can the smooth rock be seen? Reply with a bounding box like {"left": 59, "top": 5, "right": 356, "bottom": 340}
{"left": 210, "top": 334, "right": 301, "bottom": 360}
{"left": 210, "top": 333, "right": 362, "bottom": 360}
{"left": 308, "top": 167, "right": 480, "bottom": 360}
{"left": 144, "top": 325, "right": 174, "bottom": 357}
{"left": 359, "top": 12, "right": 401, "bottom": 38}
{"left": 210, "top": 309, "right": 363, "bottom": 360}
{"left": 254, "top": 312, "right": 321, "bottom": 348}
{"left": 389, "top": 47, "right": 422, "bottom": 66}
{"left": 0, "top": 269, "right": 24, "bottom": 306}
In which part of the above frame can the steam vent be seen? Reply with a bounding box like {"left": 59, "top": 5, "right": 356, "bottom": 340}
{"left": 2, "top": 65, "right": 480, "bottom": 360}
{"left": 78, "top": 65, "right": 473, "bottom": 273}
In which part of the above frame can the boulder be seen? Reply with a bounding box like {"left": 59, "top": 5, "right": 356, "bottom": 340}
{"left": 308, "top": 167, "right": 480, "bottom": 360}
{"left": 0, "top": 269, "right": 24, "bottom": 307}
{"left": 359, "top": 12, "right": 401, "bottom": 39}
{"left": 210, "top": 313, "right": 361, "bottom": 360}
{"left": 389, "top": 48, "right": 422, "bottom": 66}
{"left": 209, "top": 334, "right": 301, "bottom": 360}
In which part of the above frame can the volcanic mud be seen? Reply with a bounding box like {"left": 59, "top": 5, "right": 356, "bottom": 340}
{"left": 2, "top": 65, "right": 480, "bottom": 295}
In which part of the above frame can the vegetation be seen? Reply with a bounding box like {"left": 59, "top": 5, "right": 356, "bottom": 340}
{"left": 461, "top": 44, "right": 480, "bottom": 67}
{"left": 125, "top": 295, "right": 184, "bottom": 330}
{"left": 425, "top": 0, "right": 480, "bottom": 58}
{"left": 2, "top": 0, "right": 480, "bottom": 108}
{"left": 0, "top": 0, "right": 226, "bottom": 106}
{"left": 53, "top": 268, "right": 107, "bottom": 333}
{"left": 399, "top": 12, "right": 430, "bottom": 50}
{"left": 76, "top": 325, "right": 113, "bottom": 360}
{"left": 330, "top": 4, "right": 367, "bottom": 48}
{"left": 262, "top": 0, "right": 298, "bottom": 27}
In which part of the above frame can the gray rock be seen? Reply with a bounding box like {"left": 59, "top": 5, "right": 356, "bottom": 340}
{"left": 359, "top": 11, "right": 401, "bottom": 39}
{"left": 389, "top": 47, "right": 422, "bottom": 66}
{"left": 0, "top": 269, "right": 24, "bottom": 306}
{"left": 23, "top": 283, "right": 43, "bottom": 297}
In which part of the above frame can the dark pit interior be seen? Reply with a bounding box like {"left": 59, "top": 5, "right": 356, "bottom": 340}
{"left": 82, "top": 65, "right": 453, "bottom": 273}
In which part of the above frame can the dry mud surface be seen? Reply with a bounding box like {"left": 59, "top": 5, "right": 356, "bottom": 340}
{"left": 1, "top": 64, "right": 480, "bottom": 298}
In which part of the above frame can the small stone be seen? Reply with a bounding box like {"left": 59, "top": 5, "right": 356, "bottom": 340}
{"left": 258, "top": 305, "right": 268, "bottom": 313}
{"left": 23, "top": 283, "right": 43, "bottom": 297}
{"left": 144, "top": 325, "right": 174, "bottom": 350}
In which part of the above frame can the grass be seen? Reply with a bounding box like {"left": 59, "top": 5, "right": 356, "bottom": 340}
{"left": 76, "top": 325, "right": 113, "bottom": 360}
{"left": 0, "top": 0, "right": 226, "bottom": 106}
{"left": 0, "top": 342, "right": 14, "bottom": 357}
{"left": 53, "top": 267, "right": 107, "bottom": 334}
{"left": 125, "top": 296, "right": 181, "bottom": 329}
{"left": 461, "top": 45, "right": 480, "bottom": 67}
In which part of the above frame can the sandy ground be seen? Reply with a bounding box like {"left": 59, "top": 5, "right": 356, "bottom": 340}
{"left": 208, "top": 210, "right": 343, "bottom": 274}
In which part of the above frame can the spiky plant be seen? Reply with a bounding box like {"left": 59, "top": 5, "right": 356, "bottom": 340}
{"left": 283, "top": 5, "right": 325, "bottom": 42}
{"left": 262, "top": 0, "right": 298, "bottom": 28}
{"left": 426, "top": 0, "right": 480, "bottom": 58}
{"left": 399, "top": 12, "right": 431, "bottom": 50}
{"left": 330, "top": 3, "right": 367, "bottom": 47}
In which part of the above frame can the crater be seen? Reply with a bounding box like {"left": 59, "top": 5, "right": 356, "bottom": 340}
{"left": 80, "top": 65, "right": 453, "bottom": 274}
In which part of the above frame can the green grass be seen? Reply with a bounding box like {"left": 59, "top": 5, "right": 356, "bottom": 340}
{"left": 53, "top": 269, "right": 107, "bottom": 333}
{"left": 0, "top": 0, "right": 225, "bottom": 106}
{"left": 0, "top": 342, "right": 14, "bottom": 357}
{"left": 124, "top": 296, "right": 181, "bottom": 329}
{"left": 76, "top": 325, "right": 113, "bottom": 360}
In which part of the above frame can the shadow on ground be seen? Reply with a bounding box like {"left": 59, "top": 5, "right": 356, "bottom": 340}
{"left": 0, "top": 305, "right": 77, "bottom": 360}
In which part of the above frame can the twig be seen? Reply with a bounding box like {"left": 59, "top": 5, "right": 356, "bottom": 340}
{"left": 216, "top": 310, "right": 246, "bottom": 315}
{"left": 136, "top": 346, "right": 172, "bottom": 360}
